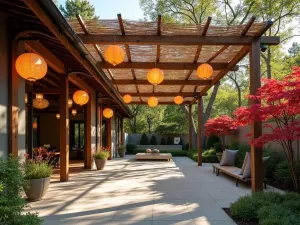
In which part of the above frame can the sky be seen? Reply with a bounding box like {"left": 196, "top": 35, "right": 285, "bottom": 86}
{"left": 57, "top": 0, "right": 144, "bottom": 20}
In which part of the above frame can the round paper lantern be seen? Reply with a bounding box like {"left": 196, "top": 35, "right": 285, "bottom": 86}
{"left": 148, "top": 96, "right": 158, "bottom": 107}
{"left": 147, "top": 68, "right": 164, "bottom": 85}
{"left": 73, "top": 90, "right": 89, "bottom": 106}
{"left": 33, "top": 98, "right": 49, "bottom": 109}
{"left": 56, "top": 114, "right": 60, "bottom": 119}
{"left": 197, "top": 63, "right": 213, "bottom": 80}
{"left": 123, "top": 94, "right": 132, "bottom": 104}
{"left": 103, "top": 108, "right": 113, "bottom": 119}
{"left": 104, "top": 45, "right": 125, "bottom": 66}
{"left": 32, "top": 122, "right": 38, "bottom": 129}
{"left": 174, "top": 96, "right": 184, "bottom": 105}
{"left": 68, "top": 98, "right": 73, "bottom": 108}
{"left": 15, "top": 53, "right": 48, "bottom": 81}
{"left": 72, "top": 109, "right": 77, "bottom": 116}
{"left": 35, "top": 93, "right": 43, "bottom": 102}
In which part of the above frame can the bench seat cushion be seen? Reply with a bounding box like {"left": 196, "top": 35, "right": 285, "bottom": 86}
{"left": 213, "top": 164, "right": 249, "bottom": 181}
{"left": 136, "top": 153, "right": 172, "bottom": 160}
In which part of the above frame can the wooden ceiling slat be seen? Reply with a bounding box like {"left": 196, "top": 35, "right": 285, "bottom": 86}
{"left": 113, "top": 80, "right": 211, "bottom": 85}
{"left": 119, "top": 92, "right": 196, "bottom": 97}
{"left": 156, "top": 14, "right": 161, "bottom": 63}
{"left": 241, "top": 16, "right": 256, "bottom": 36}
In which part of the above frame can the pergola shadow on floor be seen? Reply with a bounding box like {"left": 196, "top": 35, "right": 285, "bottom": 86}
{"left": 68, "top": 15, "right": 280, "bottom": 192}
{"left": 26, "top": 156, "right": 282, "bottom": 225}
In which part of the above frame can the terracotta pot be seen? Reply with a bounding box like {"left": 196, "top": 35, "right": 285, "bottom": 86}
{"left": 118, "top": 149, "right": 125, "bottom": 158}
{"left": 24, "top": 177, "right": 50, "bottom": 201}
{"left": 95, "top": 158, "right": 107, "bottom": 170}
{"left": 216, "top": 152, "right": 223, "bottom": 162}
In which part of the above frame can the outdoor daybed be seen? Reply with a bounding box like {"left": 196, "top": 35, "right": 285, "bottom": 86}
{"left": 136, "top": 153, "right": 172, "bottom": 161}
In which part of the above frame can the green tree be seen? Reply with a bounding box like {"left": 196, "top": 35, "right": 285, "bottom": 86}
{"left": 288, "top": 42, "right": 300, "bottom": 57}
{"left": 60, "top": 0, "right": 98, "bottom": 19}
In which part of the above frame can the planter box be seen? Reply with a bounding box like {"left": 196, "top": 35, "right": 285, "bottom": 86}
{"left": 137, "top": 145, "right": 182, "bottom": 150}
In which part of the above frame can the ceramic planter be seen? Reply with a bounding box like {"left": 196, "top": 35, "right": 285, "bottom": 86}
{"left": 24, "top": 177, "right": 50, "bottom": 201}
{"left": 118, "top": 149, "right": 125, "bottom": 158}
{"left": 95, "top": 158, "right": 107, "bottom": 170}
{"left": 216, "top": 152, "right": 223, "bottom": 162}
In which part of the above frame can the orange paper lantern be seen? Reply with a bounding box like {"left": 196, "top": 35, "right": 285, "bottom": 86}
{"left": 148, "top": 96, "right": 158, "bottom": 107}
{"left": 56, "top": 114, "right": 60, "bottom": 119}
{"left": 72, "top": 109, "right": 77, "bottom": 116}
{"left": 147, "top": 68, "right": 164, "bottom": 85}
{"left": 32, "top": 122, "right": 38, "bottom": 129}
{"left": 105, "top": 45, "right": 125, "bottom": 66}
{"left": 174, "top": 96, "right": 184, "bottom": 105}
{"left": 33, "top": 98, "right": 49, "bottom": 109}
{"left": 123, "top": 94, "right": 132, "bottom": 104}
{"left": 73, "top": 90, "right": 89, "bottom": 106}
{"left": 15, "top": 53, "right": 48, "bottom": 81}
{"left": 103, "top": 108, "right": 113, "bottom": 119}
{"left": 197, "top": 63, "right": 213, "bottom": 80}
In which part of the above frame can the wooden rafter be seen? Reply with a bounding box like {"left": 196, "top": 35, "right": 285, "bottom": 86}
{"left": 119, "top": 92, "right": 197, "bottom": 97}
{"left": 156, "top": 14, "right": 161, "bottom": 63}
{"left": 78, "top": 34, "right": 280, "bottom": 46}
{"left": 113, "top": 80, "right": 211, "bottom": 85}
{"left": 241, "top": 16, "right": 256, "bottom": 36}
{"left": 97, "top": 62, "right": 238, "bottom": 71}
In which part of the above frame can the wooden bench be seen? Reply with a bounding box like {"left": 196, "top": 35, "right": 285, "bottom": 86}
{"left": 212, "top": 164, "right": 267, "bottom": 188}
{"left": 136, "top": 153, "right": 172, "bottom": 161}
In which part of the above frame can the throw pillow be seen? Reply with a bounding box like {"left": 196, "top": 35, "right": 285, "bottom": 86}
{"left": 242, "top": 153, "right": 251, "bottom": 178}
{"left": 239, "top": 152, "right": 250, "bottom": 175}
{"left": 220, "top": 149, "right": 239, "bottom": 166}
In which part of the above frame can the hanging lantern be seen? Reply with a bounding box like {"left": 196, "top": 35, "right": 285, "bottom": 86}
{"left": 68, "top": 98, "right": 73, "bottom": 108}
{"left": 73, "top": 90, "right": 89, "bottom": 106}
{"left": 33, "top": 98, "right": 49, "bottom": 109}
{"left": 197, "top": 63, "right": 213, "bottom": 80}
{"left": 35, "top": 93, "right": 43, "bottom": 102}
{"left": 32, "top": 122, "right": 38, "bottom": 129}
{"left": 25, "top": 93, "right": 28, "bottom": 104}
{"left": 15, "top": 53, "right": 48, "bottom": 81}
{"left": 56, "top": 114, "right": 60, "bottom": 119}
{"left": 123, "top": 94, "right": 132, "bottom": 104}
{"left": 148, "top": 96, "right": 158, "bottom": 107}
{"left": 103, "top": 108, "right": 113, "bottom": 119}
{"left": 72, "top": 109, "right": 77, "bottom": 116}
{"left": 174, "top": 96, "right": 184, "bottom": 105}
{"left": 104, "top": 45, "right": 125, "bottom": 66}
{"left": 147, "top": 68, "right": 164, "bottom": 85}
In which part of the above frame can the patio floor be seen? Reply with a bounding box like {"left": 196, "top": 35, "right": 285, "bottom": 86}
{"left": 26, "top": 156, "right": 277, "bottom": 225}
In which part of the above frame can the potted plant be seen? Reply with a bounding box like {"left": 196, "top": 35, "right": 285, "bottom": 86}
{"left": 93, "top": 147, "right": 110, "bottom": 170}
{"left": 118, "top": 145, "right": 126, "bottom": 158}
{"left": 23, "top": 148, "right": 53, "bottom": 201}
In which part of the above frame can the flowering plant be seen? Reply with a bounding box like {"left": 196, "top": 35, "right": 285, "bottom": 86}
{"left": 204, "top": 115, "right": 238, "bottom": 151}
{"left": 234, "top": 66, "right": 300, "bottom": 189}
{"left": 93, "top": 146, "right": 110, "bottom": 160}
{"left": 24, "top": 147, "right": 53, "bottom": 180}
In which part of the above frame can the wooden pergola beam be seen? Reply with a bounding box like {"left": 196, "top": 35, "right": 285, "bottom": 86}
{"left": 97, "top": 62, "right": 239, "bottom": 71}
{"left": 119, "top": 92, "right": 197, "bottom": 97}
{"left": 130, "top": 101, "right": 191, "bottom": 105}
{"left": 78, "top": 35, "right": 280, "bottom": 46}
{"left": 113, "top": 80, "right": 212, "bottom": 85}
{"left": 241, "top": 16, "right": 256, "bottom": 36}
{"left": 32, "top": 88, "right": 78, "bottom": 94}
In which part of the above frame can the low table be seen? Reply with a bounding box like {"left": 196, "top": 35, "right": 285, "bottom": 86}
{"left": 136, "top": 153, "right": 172, "bottom": 161}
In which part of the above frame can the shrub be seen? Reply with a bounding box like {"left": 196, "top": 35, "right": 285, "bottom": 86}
{"left": 230, "top": 192, "right": 282, "bottom": 221}
{"left": 150, "top": 135, "right": 157, "bottom": 145}
{"left": 167, "top": 136, "right": 173, "bottom": 145}
{"left": 213, "top": 142, "right": 223, "bottom": 153}
{"left": 229, "top": 141, "right": 239, "bottom": 150}
{"left": 263, "top": 148, "right": 285, "bottom": 180}
{"left": 203, "top": 149, "right": 216, "bottom": 156}
{"left": 160, "top": 137, "right": 166, "bottom": 145}
{"left": 274, "top": 161, "right": 293, "bottom": 187}
{"left": 0, "top": 157, "right": 42, "bottom": 225}
{"left": 187, "top": 150, "right": 218, "bottom": 163}
{"left": 206, "top": 135, "right": 220, "bottom": 149}
{"left": 140, "top": 133, "right": 149, "bottom": 145}
{"left": 183, "top": 143, "right": 189, "bottom": 150}
{"left": 126, "top": 142, "right": 137, "bottom": 154}
{"left": 93, "top": 151, "right": 110, "bottom": 160}
{"left": 24, "top": 162, "right": 53, "bottom": 180}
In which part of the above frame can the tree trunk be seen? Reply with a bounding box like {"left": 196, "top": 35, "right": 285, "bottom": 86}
{"left": 266, "top": 48, "right": 272, "bottom": 79}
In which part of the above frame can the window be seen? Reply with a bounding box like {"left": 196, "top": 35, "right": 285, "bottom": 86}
{"left": 73, "top": 122, "right": 85, "bottom": 149}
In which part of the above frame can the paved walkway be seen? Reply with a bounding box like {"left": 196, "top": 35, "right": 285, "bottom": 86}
{"left": 27, "top": 156, "right": 264, "bottom": 225}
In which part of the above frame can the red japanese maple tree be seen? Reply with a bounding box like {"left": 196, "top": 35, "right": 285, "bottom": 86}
{"left": 204, "top": 115, "right": 238, "bottom": 151}
{"left": 234, "top": 66, "right": 300, "bottom": 190}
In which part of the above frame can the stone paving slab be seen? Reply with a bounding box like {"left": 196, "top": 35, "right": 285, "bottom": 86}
{"left": 26, "top": 156, "right": 281, "bottom": 225}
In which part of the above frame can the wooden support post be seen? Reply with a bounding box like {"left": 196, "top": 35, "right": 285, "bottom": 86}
{"left": 60, "top": 75, "right": 69, "bottom": 182}
{"left": 8, "top": 41, "right": 19, "bottom": 156}
{"left": 188, "top": 104, "right": 193, "bottom": 150}
{"left": 120, "top": 117, "right": 124, "bottom": 145}
{"left": 249, "top": 40, "right": 263, "bottom": 192}
{"left": 97, "top": 103, "right": 103, "bottom": 149}
{"left": 107, "top": 118, "right": 112, "bottom": 160}
{"left": 27, "top": 92, "right": 33, "bottom": 158}
{"left": 84, "top": 99, "right": 92, "bottom": 169}
{"left": 197, "top": 96, "right": 203, "bottom": 166}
